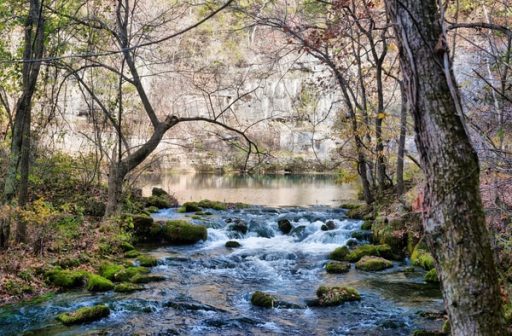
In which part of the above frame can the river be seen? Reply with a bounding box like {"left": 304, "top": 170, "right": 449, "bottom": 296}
{"left": 0, "top": 174, "right": 444, "bottom": 335}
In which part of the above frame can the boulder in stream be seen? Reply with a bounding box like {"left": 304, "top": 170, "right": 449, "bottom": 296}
{"left": 321, "top": 220, "right": 337, "bottom": 231}
{"left": 315, "top": 285, "right": 361, "bottom": 306}
{"left": 277, "top": 219, "right": 293, "bottom": 234}
{"left": 228, "top": 219, "right": 248, "bottom": 235}
{"left": 225, "top": 240, "right": 242, "bottom": 248}
{"left": 355, "top": 256, "right": 393, "bottom": 272}
{"left": 251, "top": 291, "right": 276, "bottom": 308}
{"left": 329, "top": 246, "right": 349, "bottom": 261}
{"left": 56, "top": 304, "right": 110, "bottom": 325}
{"left": 325, "top": 261, "right": 351, "bottom": 274}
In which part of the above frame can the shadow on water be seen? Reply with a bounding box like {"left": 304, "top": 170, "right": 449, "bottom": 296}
{"left": 0, "top": 205, "right": 444, "bottom": 336}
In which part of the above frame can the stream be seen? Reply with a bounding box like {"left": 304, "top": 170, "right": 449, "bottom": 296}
{"left": 0, "top": 206, "right": 444, "bottom": 335}
{"left": 0, "top": 175, "right": 444, "bottom": 335}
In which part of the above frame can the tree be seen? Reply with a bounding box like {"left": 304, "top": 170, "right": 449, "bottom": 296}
{"left": 384, "top": 0, "right": 507, "bottom": 334}
{"left": 3, "top": 0, "right": 45, "bottom": 243}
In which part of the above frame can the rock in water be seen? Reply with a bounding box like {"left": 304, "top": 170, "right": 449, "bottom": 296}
{"left": 316, "top": 285, "right": 361, "bottom": 306}
{"left": 277, "top": 219, "right": 293, "bottom": 234}
{"left": 56, "top": 305, "right": 110, "bottom": 325}
{"left": 321, "top": 220, "right": 336, "bottom": 231}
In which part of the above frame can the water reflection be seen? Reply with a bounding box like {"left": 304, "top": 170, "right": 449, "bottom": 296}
{"left": 138, "top": 173, "right": 357, "bottom": 207}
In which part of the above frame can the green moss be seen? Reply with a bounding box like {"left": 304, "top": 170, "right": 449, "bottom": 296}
{"left": 137, "top": 255, "right": 158, "bottom": 267}
{"left": 225, "top": 240, "right": 241, "bottom": 248}
{"left": 316, "top": 285, "right": 361, "bottom": 306}
{"left": 114, "top": 283, "right": 144, "bottom": 293}
{"left": 345, "top": 205, "right": 372, "bottom": 220}
{"left": 329, "top": 246, "right": 349, "bottom": 261}
{"left": 130, "top": 274, "right": 166, "bottom": 284}
{"left": 325, "top": 261, "right": 351, "bottom": 273}
{"left": 145, "top": 195, "right": 172, "bottom": 209}
{"left": 403, "top": 266, "right": 416, "bottom": 273}
{"left": 412, "top": 331, "right": 447, "bottom": 336}
{"left": 355, "top": 256, "right": 393, "bottom": 272}
{"left": 45, "top": 269, "right": 86, "bottom": 288}
{"left": 197, "top": 199, "right": 227, "bottom": 210}
{"left": 177, "top": 207, "right": 186, "bottom": 213}
{"left": 346, "top": 244, "right": 392, "bottom": 262}
{"left": 99, "top": 263, "right": 125, "bottom": 281}
{"left": 442, "top": 320, "right": 450, "bottom": 333}
{"left": 251, "top": 291, "right": 275, "bottom": 308}
{"left": 86, "top": 274, "right": 114, "bottom": 292}
{"left": 56, "top": 305, "right": 110, "bottom": 325}
{"left": 160, "top": 220, "right": 207, "bottom": 244}
{"left": 340, "top": 203, "right": 361, "bottom": 210}
{"left": 191, "top": 215, "right": 202, "bottom": 220}
{"left": 124, "top": 250, "right": 141, "bottom": 258}
{"left": 424, "top": 269, "right": 439, "bottom": 283}
{"left": 108, "top": 266, "right": 148, "bottom": 282}
{"left": 361, "top": 220, "right": 373, "bottom": 230}
{"left": 182, "top": 202, "right": 202, "bottom": 212}
{"left": 411, "top": 246, "right": 435, "bottom": 270}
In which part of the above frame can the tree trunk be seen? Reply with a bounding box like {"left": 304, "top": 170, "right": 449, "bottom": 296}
{"left": 385, "top": 1, "right": 507, "bottom": 335}
{"left": 4, "top": 0, "right": 44, "bottom": 207}
{"left": 396, "top": 81, "right": 407, "bottom": 196}
{"left": 104, "top": 117, "right": 178, "bottom": 216}
{"left": 375, "top": 64, "right": 388, "bottom": 192}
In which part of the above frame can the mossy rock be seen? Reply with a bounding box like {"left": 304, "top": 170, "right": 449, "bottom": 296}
{"left": 197, "top": 199, "right": 227, "bottom": 210}
{"left": 144, "top": 195, "right": 174, "bottom": 209}
{"left": 56, "top": 305, "right": 110, "bottom": 325}
{"left": 329, "top": 246, "right": 349, "bottom": 261}
{"left": 325, "top": 261, "right": 351, "bottom": 274}
{"left": 316, "top": 285, "right": 361, "bottom": 306}
{"left": 86, "top": 274, "right": 114, "bottom": 292}
{"left": 113, "top": 266, "right": 150, "bottom": 282}
{"left": 411, "top": 246, "right": 435, "bottom": 270}
{"left": 371, "top": 217, "right": 407, "bottom": 258}
{"left": 361, "top": 220, "right": 373, "bottom": 230}
{"left": 55, "top": 257, "right": 82, "bottom": 269}
{"left": 442, "top": 320, "right": 450, "bottom": 333}
{"left": 130, "top": 274, "right": 166, "bottom": 284}
{"left": 124, "top": 250, "right": 141, "bottom": 258}
{"left": 355, "top": 256, "right": 393, "bottom": 272}
{"left": 251, "top": 291, "right": 275, "bottom": 308}
{"left": 99, "top": 263, "right": 125, "bottom": 281}
{"left": 346, "top": 244, "right": 393, "bottom": 262}
{"left": 45, "top": 269, "right": 86, "bottom": 289}
{"left": 181, "top": 202, "right": 202, "bottom": 212}
{"left": 137, "top": 255, "right": 158, "bottom": 267}
{"left": 321, "top": 220, "right": 337, "bottom": 231}
{"left": 424, "top": 269, "right": 439, "bottom": 283}
{"left": 159, "top": 220, "right": 207, "bottom": 244}
{"left": 114, "top": 283, "right": 144, "bottom": 293}
{"left": 225, "top": 241, "right": 241, "bottom": 248}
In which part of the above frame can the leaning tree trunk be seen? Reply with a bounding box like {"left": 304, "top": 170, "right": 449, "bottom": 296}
{"left": 385, "top": 1, "right": 506, "bottom": 335}
{"left": 104, "top": 117, "right": 178, "bottom": 216}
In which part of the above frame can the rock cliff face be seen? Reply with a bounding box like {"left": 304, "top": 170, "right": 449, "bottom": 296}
{"left": 40, "top": 7, "right": 344, "bottom": 172}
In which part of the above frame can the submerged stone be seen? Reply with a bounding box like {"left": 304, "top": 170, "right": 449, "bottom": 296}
{"left": 316, "top": 285, "right": 361, "bottom": 306}
{"left": 355, "top": 256, "right": 393, "bottom": 272}
{"left": 56, "top": 305, "right": 110, "bottom": 325}
{"left": 225, "top": 240, "right": 242, "bottom": 248}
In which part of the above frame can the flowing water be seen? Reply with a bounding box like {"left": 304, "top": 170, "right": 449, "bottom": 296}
{"left": 0, "top": 175, "right": 444, "bottom": 335}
